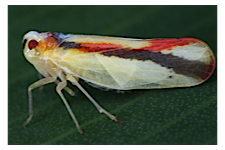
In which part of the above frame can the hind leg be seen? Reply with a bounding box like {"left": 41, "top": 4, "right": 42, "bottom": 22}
{"left": 66, "top": 74, "right": 122, "bottom": 123}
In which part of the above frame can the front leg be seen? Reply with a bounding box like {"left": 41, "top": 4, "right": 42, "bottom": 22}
{"left": 39, "top": 73, "right": 75, "bottom": 96}
{"left": 23, "top": 76, "right": 56, "bottom": 127}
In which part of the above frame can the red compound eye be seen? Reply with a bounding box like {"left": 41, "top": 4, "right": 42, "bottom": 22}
{"left": 28, "top": 40, "right": 38, "bottom": 50}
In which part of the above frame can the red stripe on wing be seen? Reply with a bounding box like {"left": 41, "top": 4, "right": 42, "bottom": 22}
{"left": 142, "top": 38, "right": 202, "bottom": 51}
{"left": 79, "top": 43, "right": 123, "bottom": 52}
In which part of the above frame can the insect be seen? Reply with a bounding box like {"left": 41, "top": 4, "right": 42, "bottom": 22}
{"left": 22, "top": 31, "right": 215, "bottom": 133}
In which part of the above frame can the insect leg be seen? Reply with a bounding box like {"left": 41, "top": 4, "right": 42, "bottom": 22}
{"left": 38, "top": 73, "right": 44, "bottom": 91}
{"left": 66, "top": 74, "right": 122, "bottom": 123}
{"left": 38, "top": 72, "right": 75, "bottom": 96}
{"left": 54, "top": 80, "right": 75, "bottom": 96}
{"left": 23, "top": 76, "right": 57, "bottom": 127}
{"left": 57, "top": 72, "right": 83, "bottom": 133}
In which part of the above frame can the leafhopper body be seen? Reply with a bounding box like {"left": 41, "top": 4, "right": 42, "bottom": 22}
{"left": 22, "top": 31, "right": 215, "bottom": 133}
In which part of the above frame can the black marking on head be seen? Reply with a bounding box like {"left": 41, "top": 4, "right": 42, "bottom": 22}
{"left": 59, "top": 42, "right": 81, "bottom": 50}
{"left": 22, "top": 39, "right": 27, "bottom": 49}
{"left": 102, "top": 49, "right": 213, "bottom": 80}
{"left": 48, "top": 32, "right": 70, "bottom": 45}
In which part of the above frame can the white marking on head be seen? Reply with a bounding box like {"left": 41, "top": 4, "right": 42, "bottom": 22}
{"left": 23, "top": 31, "right": 41, "bottom": 41}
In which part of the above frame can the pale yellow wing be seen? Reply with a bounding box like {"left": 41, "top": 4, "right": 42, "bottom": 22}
{"left": 50, "top": 43, "right": 214, "bottom": 90}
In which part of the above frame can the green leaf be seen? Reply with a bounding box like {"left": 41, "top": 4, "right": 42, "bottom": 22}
{"left": 8, "top": 5, "right": 217, "bottom": 145}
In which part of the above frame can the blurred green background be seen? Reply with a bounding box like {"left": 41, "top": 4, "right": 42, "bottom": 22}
{"left": 8, "top": 5, "right": 217, "bottom": 145}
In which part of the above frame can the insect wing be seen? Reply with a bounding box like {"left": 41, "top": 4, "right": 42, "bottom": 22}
{"left": 50, "top": 37, "right": 215, "bottom": 90}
